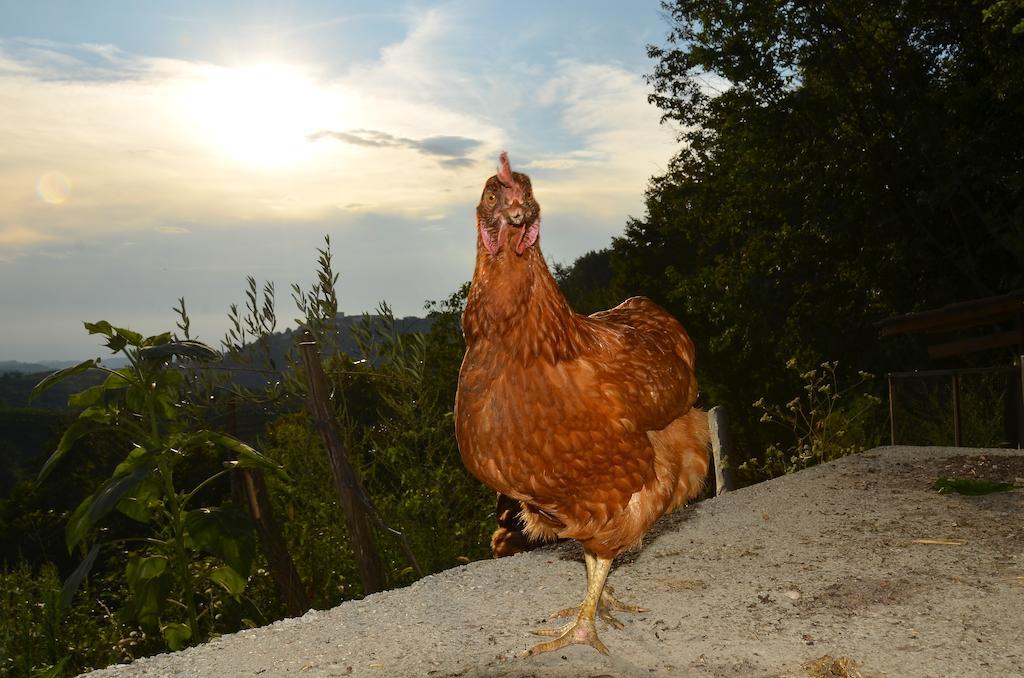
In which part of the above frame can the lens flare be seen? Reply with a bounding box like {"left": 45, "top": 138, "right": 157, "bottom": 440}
{"left": 37, "top": 172, "right": 72, "bottom": 204}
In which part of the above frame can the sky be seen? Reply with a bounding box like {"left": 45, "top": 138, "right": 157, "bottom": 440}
{"left": 0, "top": 1, "right": 682, "bottom": 362}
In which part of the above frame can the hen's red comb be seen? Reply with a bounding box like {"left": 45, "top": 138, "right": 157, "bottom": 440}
{"left": 497, "top": 151, "right": 513, "bottom": 185}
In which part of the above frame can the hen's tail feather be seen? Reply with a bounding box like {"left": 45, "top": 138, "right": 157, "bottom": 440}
{"left": 669, "top": 407, "right": 712, "bottom": 511}
{"left": 491, "top": 493, "right": 563, "bottom": 558}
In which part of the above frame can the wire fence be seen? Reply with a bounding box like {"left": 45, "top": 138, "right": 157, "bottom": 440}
{"left": 886, "top": 357, "right": 1024, "bottom": 448}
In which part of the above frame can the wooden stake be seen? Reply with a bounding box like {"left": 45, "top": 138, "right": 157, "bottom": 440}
{"left": 226, "top": 403, "right": 311, "bottom": 616}
{"left": 298, "top": 330, "right": 386, "bottom": 595}
{"left": 888, "top": 374, "right": 896, "bottom": 446}
{"left": 708, "top": 406, "right": 736, "bottom": 495}
{"left": 952, "top": 373, "right": 962, "bottom": 447}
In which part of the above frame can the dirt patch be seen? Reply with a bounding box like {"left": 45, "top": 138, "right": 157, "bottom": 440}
{"left": 811, "top": 576, "right": 917, "bottom": 612}
{"left": 936, "top": 454, "right": 1024, "bottom": 485}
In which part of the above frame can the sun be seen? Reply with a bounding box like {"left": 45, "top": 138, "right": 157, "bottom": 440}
{"left": 180, "top": 63, "right": 326, "bottom": 169}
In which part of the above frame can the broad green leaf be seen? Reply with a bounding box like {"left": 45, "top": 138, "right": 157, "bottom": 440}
{"left": 153, "top": 391, "right": 179, "bottom": 421}
{"left": 112, "top": 445, "right": 154, "bottom": 478}
{"left": 66, "top": 466, "right": 152, "bottom": 551}
{"left": 208, "top": 565, "right": 247, "bottom": 597}
{"left": 125, "top": 383, "right": 149, "bottom": 414}
{"left": 105, "top": 333, "right": 128, "bottom": 353}
{"left": 184, "top": 504, "right": 255, "bottom": 577}
{"left": 124, "top": 555, "right": 172, "bottom": 630}
{"left": 84, "top": 320, "right": 114, "bottom": 337}
{"left": 39, "top": 418, "right": 101, "bottom": 481}
{"left": 126, "top": 554, "right": 168, "bottom": 585}
{"left": 161, "top": 622, "right": 192, "bottom": 651}
{"left": 65, "top": 495, "right": 94, "bottom": 553}
{"left": 117, "top": 474, "right": 163, "bottom": 523}
{"left": 31, "top": 359, "right": 97, "bottom": 401}
{"left": 149, "top": 331, "right": 175, "bottom": 347}
{"left": 79, "top": 405, "right": 115, "bottom": 424}
{"left": 88, "top": 465, "right": 153, "bottom": 524}
{"left": 139, "top": 340, "right": 219, "bottom": 362}
{"left": 199, "top": 430, "right": 285, "bottom": 476}
{"left": 60, "top": 543, "right": 99, "bottom": 610}
{"left": 230, "top": 448, "right": 287, "bottom": 476}
{"left": 112, "top": 326, "right": 144, "bottom": 346}
{"left": 67, "top": 382, "right": 107, "bottom": 409}
{"left": 69, "top": 365, "right": 134, "bottom": 408}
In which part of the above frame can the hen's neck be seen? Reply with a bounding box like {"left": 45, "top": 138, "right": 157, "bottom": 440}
{"left": 463, "top": 242, "right": 583, "bottom": 363}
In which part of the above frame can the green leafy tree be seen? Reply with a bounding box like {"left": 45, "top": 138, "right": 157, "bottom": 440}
{"left": 552, "top": 249, "right": 622, "bottom": 315}
{"left": 33, "top": 322, "right": 282, "bottom": 650}
{"left": 615, "top": 0, "right": 1024, "bottom": 458}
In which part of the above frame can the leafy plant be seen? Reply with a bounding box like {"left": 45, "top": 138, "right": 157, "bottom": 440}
{"left": 349, "top": 303, "right": 493, "bottom": 576}
{"left": 292, "top": 235, "right": 341, "bottom": 353}
{"left": 933, "top": 478, "right": 1015, "bottom": 495}
{"left": 32, "top": 321, "right": 282, "bottom": 650}
{"left": 742, "top": 360, "right": 881, "bottom": 480}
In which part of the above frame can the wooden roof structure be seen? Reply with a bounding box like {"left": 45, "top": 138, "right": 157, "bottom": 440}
{"left": 877, "top": 290, "right": 1024, "bottom": 359}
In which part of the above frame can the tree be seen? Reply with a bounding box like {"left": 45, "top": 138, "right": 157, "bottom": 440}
{"left": 552, "top": 249, "right": 622, "bottom": 315}
{"left": 617, "top": 0, "right": 1024, "bottom": 459}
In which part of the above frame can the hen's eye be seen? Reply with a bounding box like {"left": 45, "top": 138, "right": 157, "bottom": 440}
{"left": 486, "top": 192, "right": 496, "bottom": 205}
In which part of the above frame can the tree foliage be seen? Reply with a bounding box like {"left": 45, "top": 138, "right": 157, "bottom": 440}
{"left": 615, "top": 0, "right": 1024, "bottom": 455}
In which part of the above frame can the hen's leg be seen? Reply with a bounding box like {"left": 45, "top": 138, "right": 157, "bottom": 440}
{"left": 527, "top": 551, "right": 614, "bottom": 656}
{"left": 549, "top": 552, "right": 647, "bottom": 629}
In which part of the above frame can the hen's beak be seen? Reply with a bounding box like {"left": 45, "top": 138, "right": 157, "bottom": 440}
{"left": 506, "top": 202, "right": 525, "bottom": 226}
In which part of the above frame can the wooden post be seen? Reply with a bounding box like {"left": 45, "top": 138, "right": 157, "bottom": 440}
{"left": 298, "top": 330, "right": 386, "bottom": 595}
{"left": 887, "top": 374, "right": 897, "bottom": 446}
{"left": 226, "top": 404, "right": 311, "bottom": 616}
{"left": 952, "top": 373, "right": 962, "bottom": 447}
{"left": 708, "top": 406, "right": 736, "bottom": 496}
{"left": 232, "top": 469, "right": 312, "bottom": 615}
{"left": 1018, "top": 355, "right": 1024, "bottom": 450}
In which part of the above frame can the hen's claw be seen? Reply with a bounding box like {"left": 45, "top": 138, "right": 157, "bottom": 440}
{"left": 526, "top": 617, "right": 609, "bottom": 656}
{"left": 548, "top": 586, "right": 646, "bottom": 630}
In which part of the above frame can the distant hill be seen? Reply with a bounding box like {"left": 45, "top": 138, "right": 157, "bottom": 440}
{"left": 0, "top": 358, "right": 130, "bottom": 374}
{"left": 0, "top": 360, "right": 69, "bottom": 374}
{"left": 0, "top": 314, "right": 435, "bottom": 409}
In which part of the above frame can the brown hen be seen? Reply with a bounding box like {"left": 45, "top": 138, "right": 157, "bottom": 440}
{"left": 455, "top": 152, "right": 710, "bottom": 656}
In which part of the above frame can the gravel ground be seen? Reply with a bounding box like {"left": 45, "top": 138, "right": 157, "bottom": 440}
{"left": 84, "top": 446, "right": 1024, "bottom": 678}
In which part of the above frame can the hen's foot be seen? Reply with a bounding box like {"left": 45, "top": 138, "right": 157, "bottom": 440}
{"left": 526, "top": 617, "right": 608, "bottom": 656}
{"left": 549, "top": 586, "right": 647, "bottom": 630}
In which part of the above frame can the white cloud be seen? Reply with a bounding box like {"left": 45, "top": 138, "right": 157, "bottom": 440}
{"left": 0, "top": 6, "right": 685, "bottom": 360}
{"left": 0, "top": 224, "right": 54, "bottom": 247}
{"left": 0, "top": 8, "right": 677, "bottom": 261}
{"left": 530, "top": 59, "right": 677, "bottom": 221}
{"left": 0, "top": 30, "right": 504, "bottom": 256}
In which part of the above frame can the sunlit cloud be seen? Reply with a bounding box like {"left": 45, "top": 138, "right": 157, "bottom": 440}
{"left": 0, "top": 225, "right": 54, "bottom": 262}
{"left": 0, "top": 13, "right": 672, "bottom": 255}
{"left": 531, "top": 59, "right": 677, "bottom": 219}
{"left": 0, "top": 35, "right": 503, "bottom": 255}
{"left": 0, "top": 225, "right": 55, "bottom": 248}
{"left": 308, "top": 129, "right": 483, "bottom": 168}
{"left": 0, "top": 1, "right": 679, "bottom": 360}
{"left": 154, "top": 225, "right": 191, "bottom": 235}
